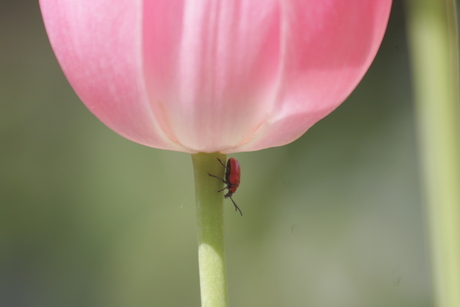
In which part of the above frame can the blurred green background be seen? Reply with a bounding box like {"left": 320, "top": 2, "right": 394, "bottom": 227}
{"left": 1, "top": 1, "right": 432, "bottom": 306}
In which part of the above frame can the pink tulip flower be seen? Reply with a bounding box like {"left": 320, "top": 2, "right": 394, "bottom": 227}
{"left": 40, "top": 0, "right": 392, "bottom": 154}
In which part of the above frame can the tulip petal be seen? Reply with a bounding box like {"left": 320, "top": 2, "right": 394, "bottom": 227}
{"left": 40, "top": 0, "right": 186, "bottom": 151}
{"left": 142, "top": 0, "right": 282, "bottom": 152}
{"left": 41, "top": 0, "right": 391, "bottom": 153}
{"left": 236, "top": 0, "right": 392, "bottom": 152}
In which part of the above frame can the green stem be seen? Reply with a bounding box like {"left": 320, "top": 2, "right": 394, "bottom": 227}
{"left": 192, "top": 152, "right": 229, "bottom": 307}
{"left": 406, "top": 1, "right": 460, "bottom": 306}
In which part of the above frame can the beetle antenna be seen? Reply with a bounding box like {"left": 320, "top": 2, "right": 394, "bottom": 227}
{"left": 228, "top": 196, "right": 243, "bottom": 216}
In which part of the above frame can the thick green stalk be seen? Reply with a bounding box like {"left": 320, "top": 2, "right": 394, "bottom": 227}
{"left": 406, "top": 1, "right": 460, "bottom": 306}
{"left": 192, "top": 152, "right": 229, "bottom": 307}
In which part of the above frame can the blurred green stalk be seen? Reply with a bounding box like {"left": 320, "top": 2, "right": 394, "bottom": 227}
{"left": 192, "top": 152, "right": 229, "bottom": 307}
{"left": 406, "top": 1, "right": 460, "bottom": 306}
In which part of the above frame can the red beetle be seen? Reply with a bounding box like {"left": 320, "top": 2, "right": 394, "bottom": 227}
{"left": 208, "top": 158, "right": 242, "bottom": 216}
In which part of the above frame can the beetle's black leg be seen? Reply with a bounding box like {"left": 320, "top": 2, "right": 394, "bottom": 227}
{"left": 216, "top": 158, "right": 228, "bottom": 170}
{"left": 208, "top": 173, "right": 227, "bottom": 184}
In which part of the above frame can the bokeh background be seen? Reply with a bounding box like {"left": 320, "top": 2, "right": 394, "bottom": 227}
{"left": 1, "top": 1, "right": 434, "bottom": 306}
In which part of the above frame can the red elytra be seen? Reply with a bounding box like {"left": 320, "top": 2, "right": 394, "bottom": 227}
{"left": 208, "top": 158, "right": 242, "bottom": 216}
